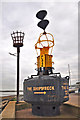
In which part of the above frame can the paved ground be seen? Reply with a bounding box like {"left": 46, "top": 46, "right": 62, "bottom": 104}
{"left": 15, "top": 107, "right": 77, "bottom": 118}
{"left": 15, "top": 93, "right": 79, "bottom": 118}
{"left": 65, "top": 93, "right": 79, "bottom": 107}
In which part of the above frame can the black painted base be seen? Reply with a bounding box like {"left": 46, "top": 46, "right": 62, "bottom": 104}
{"left": 32, "top": 104, "right": 60, "bottom": 116}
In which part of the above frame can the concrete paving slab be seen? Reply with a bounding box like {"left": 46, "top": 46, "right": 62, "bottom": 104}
{"left": 2, "top": 101, "right": 16, "bottom": 118}
{"left": 65, "top": 93, "right": 80, "bottom": 107}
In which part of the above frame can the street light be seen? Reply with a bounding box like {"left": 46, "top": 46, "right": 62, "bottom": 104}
{"left": 11, "top": 31, "right": 25, "bottom": 104}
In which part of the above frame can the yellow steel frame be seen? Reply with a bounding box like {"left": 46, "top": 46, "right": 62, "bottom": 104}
{"left": 35, "top": 32, "right": 54, "bottom": 52}
{"left": 35, "top": 32, "right": 54, "bottom": 68}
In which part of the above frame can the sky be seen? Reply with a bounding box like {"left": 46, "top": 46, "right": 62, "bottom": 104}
{"left": 0, "top": 0, "right": 78, "bottom": 90}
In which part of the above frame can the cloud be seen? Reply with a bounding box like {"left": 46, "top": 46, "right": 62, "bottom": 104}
{"left": 1, "top": 2, "right": 78, "bottom": 90}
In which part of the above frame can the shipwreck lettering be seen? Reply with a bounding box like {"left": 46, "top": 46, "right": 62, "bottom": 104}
{"left": 33, "top": 86, "right": 55, "bottom": 91}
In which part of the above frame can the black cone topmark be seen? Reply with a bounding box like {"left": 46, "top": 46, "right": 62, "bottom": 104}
{"left": 36, "top": 10, "right": 47, "bottom": 20}
{"left": 36, "top": 10, "right": 49, "bottom": 31}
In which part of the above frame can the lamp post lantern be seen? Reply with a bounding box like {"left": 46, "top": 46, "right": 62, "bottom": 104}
{"left": 11, "top": 31, "right": 25, "bottom": 104}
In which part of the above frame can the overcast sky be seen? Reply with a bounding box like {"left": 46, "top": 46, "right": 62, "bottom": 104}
{"left": 0, "top": 0, "right": 78, "bottom": 90}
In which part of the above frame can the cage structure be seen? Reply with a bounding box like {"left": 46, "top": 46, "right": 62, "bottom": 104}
{"left": 35, "top": 32, "right": 54, "bottom": 75}
{"left": 11, "top": 31, "right": 25, "bottom": 47}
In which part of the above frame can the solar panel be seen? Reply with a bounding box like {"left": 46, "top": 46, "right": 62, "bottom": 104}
{"left": 37, "top": 20, "right": 49, "bottom": 30}
{"left": 36, "top": 10, "right": 47, "bottom": 20}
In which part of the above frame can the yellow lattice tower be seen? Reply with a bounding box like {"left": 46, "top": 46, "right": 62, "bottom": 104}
{"left": 35, "top": 32, "right": 54, "bottom": 75}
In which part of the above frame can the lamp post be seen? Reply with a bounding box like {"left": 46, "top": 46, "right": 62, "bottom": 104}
{"left": 11, "top": 31, "right": 25, "bottom": 104}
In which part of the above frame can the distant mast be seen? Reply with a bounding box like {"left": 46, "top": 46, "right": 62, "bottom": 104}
{"left": 68, "top": 64, "right": 71, "bottom": 88}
